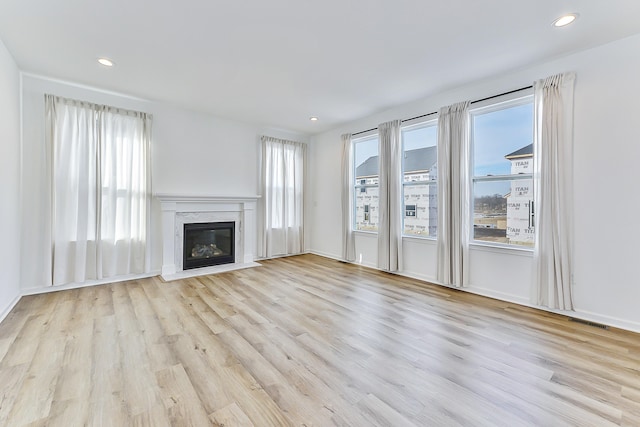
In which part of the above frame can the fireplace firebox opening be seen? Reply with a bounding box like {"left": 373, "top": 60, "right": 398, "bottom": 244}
{"left": 183, "top": 222, "right": 235, "bottom": 270}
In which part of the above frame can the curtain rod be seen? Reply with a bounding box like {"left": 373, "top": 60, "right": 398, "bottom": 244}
{"left": 351, "top": 85, "right": 533, "bottom": 136}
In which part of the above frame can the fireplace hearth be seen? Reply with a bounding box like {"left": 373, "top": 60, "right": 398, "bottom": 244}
{"left": 183, "top": 222, "right": 235, "bottom": 270}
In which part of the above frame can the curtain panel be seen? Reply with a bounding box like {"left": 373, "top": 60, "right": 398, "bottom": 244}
{"left": 533, "top": 72, "right": 576, "bottom": 310}
{"left": 260, "top": 136, "right": 306, "bottom": 258}
{"left": 436, "top": 101, "right": 471, "bottom": 287}
{"left": 45, "top": 95, "right": 152, "bottom": 286}
{"left": 341, "top": 133, "right": 356, "bottom": 262}
{"left": 377, "top": 120, "right": 403, "bottom": 272}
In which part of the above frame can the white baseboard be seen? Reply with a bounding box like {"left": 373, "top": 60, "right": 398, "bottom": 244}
{"left": 307, "top": 249, "right": 343, "bottom": 261}
{"left": 307, "top": 250, "right": 378, "bottom": 269}
{"left": 255, "top": 253, "right": 305, "bottom": 261}
{"left": 462, "top": 285, "right": 531, "bottom": 306}
{"left": 392, "top": 269, "right": 437, "bottom": 285}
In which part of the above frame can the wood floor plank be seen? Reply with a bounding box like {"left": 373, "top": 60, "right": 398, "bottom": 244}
{"left": 1, "top": 313, "right": 54, "bottom": 368}
{"left": 155, "top": 363, "right": 213, "bottom": 427}
{"left": 87, "top": 314, "right": 126, "bottom": 426}
{"left": 0, "top": 293, "right": 52, "bottom": 341}
{"left": 111, "top": 283, "right": 164, "bottom": 419}
{"left": 0, "top": 337, "right": 13, "bottom": 366}
{"left": 86, "top": 393, "right": 128, "bottom": 427}
{"left": 216, "top": 325, "right": 313, "bottom": 426}
{"left": 224, "top": 312, "right": 373, "bottom": 426}
{"left": 46, "top": 321, "right": 93, "bottom": 426}
{"left": 0, "top": 363, "right": 28, "bottom": 425}
{"left": 5, "top": 296, "right": 77, "bottom": 425}
{"left": 357, "top": 393, "right": 417, "bottom": 427}
{"left": 219, "top": 361, "right": 293, "bottom": 427}
{"left": 210, "top": 402, "right": 254, "bottom": 427}
{"left": 130, "top": 403, "right": 172, "bottom": 427}
{"left": 0, "top": 254, "right": 639, "bottom": 426}
{"left": 44, "top": 398, "right": 89, "bottom": 427}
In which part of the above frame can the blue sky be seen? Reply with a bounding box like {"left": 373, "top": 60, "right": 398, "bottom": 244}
{"left": 473, "top": 102, "right": 533, "bottom": 177}
{"left": 403, "top": 124, "right": 437, "bottom": 152}
{"left": 472, "top": 102, "right": 533, "bottom": 197}
{"left": 354, "top": 136, "right": 378, "bottom": 167}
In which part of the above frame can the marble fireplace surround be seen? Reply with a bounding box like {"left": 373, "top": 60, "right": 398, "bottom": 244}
{"left": 156, "top": 194, "right": 260, "bottom": 281}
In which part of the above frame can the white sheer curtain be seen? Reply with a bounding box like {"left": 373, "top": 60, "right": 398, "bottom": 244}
{"left": 99, "top": 107, "right": 152, "bottom": 278}
{"left": 260, "top": 136, "right": 306, "bottom": 257}
{"left": 377, "top": 120, "right": 402, "bottom": 272}
{"left": 436, "top": 101, "right": 471, "bottom": 287}
{"left": 341, "top": 133, "right": 355, "bottom": 262}
{"left": 46, "top": 95, "right": 151, "bottom": 286}
{"left": 533, "top": 72, "right": 576, "bottom": 310}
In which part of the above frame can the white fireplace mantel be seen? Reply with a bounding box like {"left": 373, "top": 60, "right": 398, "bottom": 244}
{"left": 155, "top": 194, "right": 261, "bottom": 281}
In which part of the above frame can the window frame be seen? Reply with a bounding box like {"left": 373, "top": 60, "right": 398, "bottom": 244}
{"left": 469, "top": 92, "right": 535, "bottom": 250}
{"left": 401, "top": 119, "right": 438, "bottom": 240}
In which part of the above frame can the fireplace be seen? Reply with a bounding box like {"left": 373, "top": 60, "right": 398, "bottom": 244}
{"left": 183, "top": 222, "right": 235, "bottom": 270}
{"left": 156, "top": 194, "right": 259, "bottom": 280}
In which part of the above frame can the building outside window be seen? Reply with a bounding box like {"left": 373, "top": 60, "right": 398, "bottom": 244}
{"left": 354, "top": 136, "right": 379, "bottom": 231}
{"left": 470, "top": 95, "right": 534, "bottom": 248}
{"left": 402, "top": 122, "right": 438, "bottom": 238}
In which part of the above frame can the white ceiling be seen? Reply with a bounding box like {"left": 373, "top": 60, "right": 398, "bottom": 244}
{"left": 1, "top": 0, "right": 639, "bottom": 134}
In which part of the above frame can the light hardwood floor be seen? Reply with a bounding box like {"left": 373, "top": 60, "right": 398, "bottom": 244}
{"left": 0, "top": 254, "right": 639, "bottom": 426}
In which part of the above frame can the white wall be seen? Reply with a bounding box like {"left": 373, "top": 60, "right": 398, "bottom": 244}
{"left": 20, "top": 74, "right": 308, "bottom": 291}
{"left": 0, "top": 38, "right": 21, "bottom": 319}
{"left": 309, "top": 34, "right": 640, "bottom": 332}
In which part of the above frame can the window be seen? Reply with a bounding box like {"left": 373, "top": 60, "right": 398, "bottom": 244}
{"left": 470, "top": 95, "right": 534, "bottom": 248}
{"left": 405, "top": 204, "right": 416, "bottom": 217}
{"left": 261, "top": 136, "right": 306, "bottom": 257}
{"left": 401, "top": 121, "right": 437, "bottom": 238}
{"left": 353, "top": 136, "right": 379, "bottom": 231}
{"left": 46, "top": 95, "right": 151, "bottom": 285}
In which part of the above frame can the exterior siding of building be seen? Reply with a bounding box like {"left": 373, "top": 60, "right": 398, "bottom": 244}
{"left": 505, "top": 148, "right": 534, "bottom": 246}
{"left": 355, "top": 147, "right": 437, "bottom": 236}
{"left": 354, "top": 176, "right": 379, "bottom": 231}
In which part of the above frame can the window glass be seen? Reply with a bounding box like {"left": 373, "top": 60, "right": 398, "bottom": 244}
{"left": 473, "top": 103, "right": 533, "bottom": 176}
{"left": 354, "top": 136, "right": 379, "bottom": 231}
{"left": 402, "top": 123, "right": 437, "bottom": 237}
{"left": 471, "top": 98, "right": 534, "bottom": 248}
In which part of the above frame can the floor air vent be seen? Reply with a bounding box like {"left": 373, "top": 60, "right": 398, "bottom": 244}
{"left": 569, "top": 318, "right": 609, "bottom": 329}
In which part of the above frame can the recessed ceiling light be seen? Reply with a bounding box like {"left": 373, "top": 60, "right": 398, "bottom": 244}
{"left": 97, "top": 57, "right": 114, "bottom": 67}
{"left": 553, "top": 13, "right": 579, "bottom": 27}
{"left": 310, "top": 117, "right": 319, "bottom": 122}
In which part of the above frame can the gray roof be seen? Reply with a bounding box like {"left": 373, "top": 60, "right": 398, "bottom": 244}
{"left": 355, "top": 155, "right": 379, "bottom": 178}
{"left": 505, "top": 143, "right": 533, "bottom": 159}
{"left": 356, "top": 146, "right": 437, "bottom": 178}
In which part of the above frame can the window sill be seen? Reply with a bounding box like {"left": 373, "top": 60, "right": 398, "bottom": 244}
{"left": 469, "top": 242, "right": 533, "bottom": 257}
{"left": 353, "top": 230, "right": 378, "bottom": 236}
{"left": 402, "top": 235, "right": 437, "bottom": 244}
